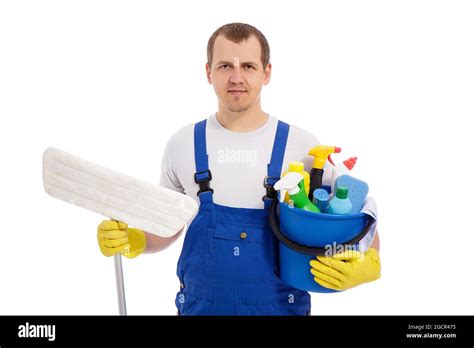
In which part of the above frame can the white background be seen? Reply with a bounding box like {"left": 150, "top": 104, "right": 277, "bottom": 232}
{"left": 1, "top": 0, "right": 473, "bottom": 315}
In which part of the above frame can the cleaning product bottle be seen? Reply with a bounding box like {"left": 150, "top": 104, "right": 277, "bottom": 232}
{"left": 327, "top": 187, "right": 352, "bottom": 215}
{"left": 282, "top": 161, "right": 310, "bottom": 203}
{"left": 313, "top": 188, "right": 330, "bottom": 213}
{"left": 331, "top": 157, "right": 357, "bottom": 191}
{"left": 274, "top": 172, "right": 320, "bottom": 213}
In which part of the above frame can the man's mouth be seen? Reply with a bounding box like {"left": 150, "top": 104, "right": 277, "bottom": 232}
{"left": 228, "top": 90, "right": 247, "bottom": 96}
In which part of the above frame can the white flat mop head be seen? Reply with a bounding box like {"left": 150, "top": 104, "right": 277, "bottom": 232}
{"left": 42, "top": 147, "right": 198, "bottom": 238}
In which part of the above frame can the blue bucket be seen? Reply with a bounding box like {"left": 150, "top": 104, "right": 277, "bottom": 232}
{"left": 269, "top": 197, "right": 374, "bottom": 293}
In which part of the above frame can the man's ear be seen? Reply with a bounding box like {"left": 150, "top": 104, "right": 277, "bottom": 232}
{"left": 206, "top": 63, "right": 212, "bottom": 84}
{"left": 263, "top": 63, "right": 272, "bottom": 85}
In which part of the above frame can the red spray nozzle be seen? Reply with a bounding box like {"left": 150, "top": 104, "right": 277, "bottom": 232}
{"left": 343, "top": 156, "right": 358, "bottom": 170}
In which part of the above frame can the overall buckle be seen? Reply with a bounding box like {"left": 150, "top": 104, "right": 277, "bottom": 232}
{"left": 262, "top": 175, "right": 279, "bottom": 201}
{"left": 194, "top": 170, "right": 213, "bottom": 195}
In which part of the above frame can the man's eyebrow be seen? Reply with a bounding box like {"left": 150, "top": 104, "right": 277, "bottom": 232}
{"left": 215, "top": 61, "right": 233, "bottom": 65}
{"left": 240, "top": 61, "right": 258, "bottom": 66}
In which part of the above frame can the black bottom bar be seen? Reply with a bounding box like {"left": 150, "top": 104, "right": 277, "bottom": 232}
{"left": 0, "top": 315, "right": 473, "bottom": 346}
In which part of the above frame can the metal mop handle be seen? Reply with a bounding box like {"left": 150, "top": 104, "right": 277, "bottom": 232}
{"left": 114, "top": 254, "right": 127, "bottom": 315}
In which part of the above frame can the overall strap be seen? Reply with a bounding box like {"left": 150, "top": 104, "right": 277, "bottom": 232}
{"left": 194, "top": 119, "right": 213, "bottom": 204}
{"left": 263, "top": 121, "right": 290, "bottom": 209}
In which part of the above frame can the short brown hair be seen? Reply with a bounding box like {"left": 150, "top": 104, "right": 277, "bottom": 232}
{"left": 207, "top": 23, "right": 270, "bottom": 68}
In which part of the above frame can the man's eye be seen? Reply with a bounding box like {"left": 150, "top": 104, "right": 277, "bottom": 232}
{"left": 220, "top": 64, "right": 229, "bottom": 69}
{"left": 245, "top": 65, "right": 256, "bottom": 70}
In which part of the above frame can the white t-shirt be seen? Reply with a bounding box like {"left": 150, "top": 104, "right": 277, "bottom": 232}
{"left": 160, "top": 113, "right": 375, "bottom": 248}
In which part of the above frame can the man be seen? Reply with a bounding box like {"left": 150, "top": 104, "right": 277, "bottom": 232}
{"left": 97, "top": 23, "right": 381, "bottom": 315}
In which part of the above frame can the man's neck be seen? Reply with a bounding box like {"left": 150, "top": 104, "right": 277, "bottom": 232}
{"left": 216, "top": 107, "right": 269, "bottom": 132}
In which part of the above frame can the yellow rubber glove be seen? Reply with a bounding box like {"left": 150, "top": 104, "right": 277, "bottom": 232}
{"left": 309, "top": 248, "right": 381, "bottom": 291}
{"left": 97, "top": 220, "right": 147, "bottom": 259}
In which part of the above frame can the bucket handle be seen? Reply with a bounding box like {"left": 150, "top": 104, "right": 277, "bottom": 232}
{"left": 268, "top": 198, "right": 376, "bottom": 256}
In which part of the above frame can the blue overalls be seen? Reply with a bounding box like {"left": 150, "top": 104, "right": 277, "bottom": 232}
{"left": 175, "top": 119, "right": 311, "bottom": 315}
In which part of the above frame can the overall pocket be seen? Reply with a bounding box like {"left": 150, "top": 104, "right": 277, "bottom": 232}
{"left": 206, "top": 221, "right": 278, "bottom": 282}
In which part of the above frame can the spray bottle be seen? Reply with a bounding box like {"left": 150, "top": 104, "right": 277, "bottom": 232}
{"left": 331, "top": 157, "right": 357, "bottom": 191}
{"left": 274, "top": 172, "right": 320, "bottom": 213}
{"left": 281, "top": 161, "right": 310, "bottom": 203}
{"left": 307, "top": 145, "right": 341, "bottom": 202}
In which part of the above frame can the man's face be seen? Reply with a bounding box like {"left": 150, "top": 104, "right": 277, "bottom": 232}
{"left": 206, "top": 35, "right": 271, "bottom": 113}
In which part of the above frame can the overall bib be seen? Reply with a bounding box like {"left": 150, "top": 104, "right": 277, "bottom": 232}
{"left": 175, "top": 119, "right": 311, "bottom": 315}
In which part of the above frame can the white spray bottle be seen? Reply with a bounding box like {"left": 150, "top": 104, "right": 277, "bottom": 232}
{"left": 331, "top": 157, "right": 357, "bottom": 192}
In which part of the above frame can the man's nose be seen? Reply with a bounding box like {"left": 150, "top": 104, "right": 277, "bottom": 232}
{"left": 229, "top": 66, "right": 244, "bottom": 84}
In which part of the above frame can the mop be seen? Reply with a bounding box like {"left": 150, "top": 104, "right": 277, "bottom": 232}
{"left": 42, "top": 147, "right": 198, "bottom": 315}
